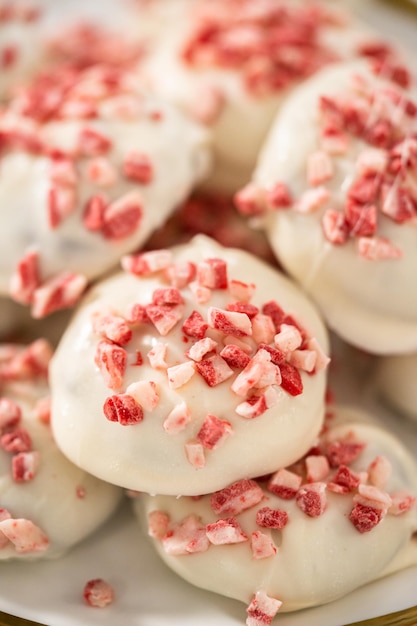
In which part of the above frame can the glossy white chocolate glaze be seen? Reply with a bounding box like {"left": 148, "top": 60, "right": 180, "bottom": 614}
{"left": 50, "top": 235, "right": 329, "bottom": 496}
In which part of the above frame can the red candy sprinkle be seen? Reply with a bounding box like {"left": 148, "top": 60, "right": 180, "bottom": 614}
{"left": 349, "top": 503, "right": 383, "bottom": 533}
{"left": 211, "top": 479, "right": 264, "bottom": 515}
{"left": 197, "top": 413, "right": 233, "bottom": 449}
{"left": 103, "top": 394, "right": 143, "bottom": 425}
{"left": 256, "top": 507, "right": 288, "bottom": 529}
{"left": 83, "top": 579, "right": 114, "bottom": 608}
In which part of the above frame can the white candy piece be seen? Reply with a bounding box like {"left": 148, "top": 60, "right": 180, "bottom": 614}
{"left": 376, "top": 353, "right": 417, "bottom": 422}
{"left": 253, "top": 60, "right": 417, "bottom": 354}
{"left": 50, "top": 235, "right": 329, "bottom": 496}
{"left": 0, "top": 345, "right": 123, "bottom": 560}
{"left": 139, "top": 0, "right": 377, "bottom": 192}
{"left": 0, "top": 67, "right": 210, "bottom": 317}
{"left": 133, "top": 406, "right": 417, "bottom": 617}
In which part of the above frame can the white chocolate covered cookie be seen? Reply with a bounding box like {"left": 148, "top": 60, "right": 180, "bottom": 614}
{"left": 0, "top": 341, "right": 123, "bottom": 560}
{"left": 50, "top": 235, "right": 329, "bottom": 496}
{"left": 140, "top": 0, "right": 396, "bottom": 192}
{"left": 0, "top": 64, "right": 210, "bottom": 317}
{"left": 133, "top": 406, "right": 417, "bottom": 623}
{"left": 242, "top": 60, "right": 417, "bottom": 354}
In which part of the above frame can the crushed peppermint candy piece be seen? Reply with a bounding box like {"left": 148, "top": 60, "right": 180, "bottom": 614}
{"left": 83, "top": 579, "right": 114, "bottom": 608}
{"left": 206, "top": 517, "right": 248, "bottom": 545}
{"left": 197, "top": 414, "right": 233, "bottom": 450}
{"left": 211, "top": 479, "right": 264, "bottom": 515}
{"left": 0, "top": 518, "right": 49, "bottom": 554}
{"left": 162, "top": 514, "right": 210, "bottom": 555}
{"left": 246, "top": 591, "right": 282, "bottom": 626}
{"left": 251, "top": 531, "right": 277, "bottom": 560}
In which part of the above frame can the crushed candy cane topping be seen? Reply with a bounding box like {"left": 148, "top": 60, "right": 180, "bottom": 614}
{"left": 181, "top": 0, "right": 365, "bottom": 98}
{"left": 89, "top": 251, "right": 329, "bottom": 468}
{"left": 83, "top": 578, "right": 115, "bottom": 608}
{"left": 0, "top": 57, "right": 171, "bottom": 316}
{"left": 146, "top": 423, "right": 416, "bottom": 622}
{"left": 236, "top": 66, "right": 417, "bottom": 257}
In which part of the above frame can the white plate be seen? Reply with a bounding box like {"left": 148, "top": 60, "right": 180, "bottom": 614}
{"left": 0, "top": 340, "right": 416, "bottom": 626}
{"left": 1, "top": 1, "right": 417, "bottom": 624}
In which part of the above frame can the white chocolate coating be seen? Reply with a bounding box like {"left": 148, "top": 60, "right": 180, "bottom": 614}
{"left": 0, "top": 14, "right": 45, "bottom": 101}
{"left": 134, "top": 406, "right": 417, "bottom": 613}
{"left": 0, "top": 353, "right": 123, "bottom": 560}
{"left": 255, "top": 60, "right": 417, "bottom": 354}
{"left": 140, "top": 0, "right": 377, "bottom": 192}
{"left": 376, "top": 353, "right": 417, "bottom": 422}
{"left": 0, "top": 87, "right": 211, "bottom": 303}
{"left": 50, "top": 235, "right": 329, "bottom": 496}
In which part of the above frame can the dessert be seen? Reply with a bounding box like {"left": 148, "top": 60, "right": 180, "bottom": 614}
{"left": 50, "top": 235, "right": 329, "bottom": 496}
{"left": 239, "top": 59, "right": 417, "bottom": 354}
{"left": 140, "top": 0, "right": 395, "bottom": 191}
{"left": 375, "top": 353, "right": 417, "bottom": 422}
{"left": 0, "top": 64, "right": 210, "bottom": 317}
{"left": 0, "top": 341, "right": 123, "bottom": 560}
{"left": 134, "top": 405, "right": 417, "bottom": 622}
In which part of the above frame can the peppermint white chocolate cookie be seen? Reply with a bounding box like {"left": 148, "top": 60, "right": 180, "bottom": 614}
{"left": 140, "top": 0, "right": 385, "bottom": 192}
{"left": 133, "top": 406, "right": 417, "bottom": 624}
{"left": 0, "top": 341, "right": 123, "bottom": 560}
{"left": 376, "top": 353, "right": 417, "bottom": 422}
{"left": 50, "top": 235, "right": 329, "bottom": 496}
{"left": 241, "top": 60, "right": 417, "bottom": 354}
{"left": 0, "top": 64, "right": 210, "bottom": 317}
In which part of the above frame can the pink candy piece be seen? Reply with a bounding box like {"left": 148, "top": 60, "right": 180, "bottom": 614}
{"left": 211, "top": 479, "right": 264, "bottom": 515}
{"left": 1, "top": 427, "right": 32, "bottom": 453}
{"left": 295, "top": 482, "right": 327, "bottom": 517}
{"left": 0, "top": 518, "right": 49, "bottom": 554}
{"left": 268, "top": 468, "right": 302, "bottom": 500}
{"left": 12, "top": 451, "right": 39, "bottom": 482}
{"left": 91, "top": 312, "right": 132, "bottom": 346}
{"left": 95, "top": 340, "right": 127, "bottom": 390}
{"left": 103, "top": 394, "right": 143, "bottom": 426}
{"left": 197, "top": 258, "right": 228, "bottom": 289}
{"left": 251, "top": 531, "right": 277, "bottom": 560}
{"left": 162, "top": 514, "right": 209, "bottom": 556}
{"left": 184, "top": 439, "right": 206, "bottom": 469}
{"left": 206, "top": 517, "right": 248, "bottom": 545}
{"left": 197, "top": 414, "right": 233, "bottom": 450}
{"left": 0, "top": 398, "right": 22, "bottom": 431}
{"left": 123, "top": 151, "right": 153, "bottom": 184}
{"left": 31, "top": 272, "right": 88, "bottom": 318}
{"left": 163, "top": 402, "right": 192, "bottom": 434}
{"left": 101, "top": 192, "right": 142, "bottom": 240}
{"left": 146, "top": 303, "right": 184, "bottom": 336}
{"left": 256, "top": 507, "right": 288, "bottom": 529}
{"left": 122, "top": 249, "right": 173, "bottom": 276}
{"left": 208, "top": 307, "right": 252, "bottom": 338}
{"left": 148, "top": 510, "right": 170, "bottom": 540}
{"left": 195, "top": 354, "right": 234, "bottom": 387}
{"left": 83, "top": 578, "right": 114, "bottom": 608}
{"left": 246, "top": 591, "right": 282, "bottom": 626}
